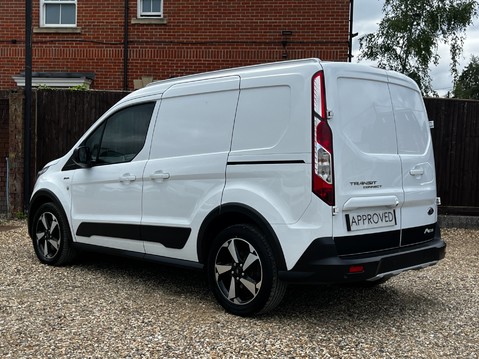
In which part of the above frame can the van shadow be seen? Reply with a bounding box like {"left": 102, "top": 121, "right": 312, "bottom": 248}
{"left": 73, "top": 252, "right": 441, "bottom": 322}
{"left": 271, "top": 281, "right": 442, "bottom": 326}
{"left": 74, "top": 251, "right": 210, "bottom": 296}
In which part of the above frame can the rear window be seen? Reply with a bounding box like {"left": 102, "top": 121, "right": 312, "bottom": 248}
{"left": 337, "top": 78, "right": 397, "bottom": 154}
{"left": 389, "top": 84, "right": 430, "bottom": 155}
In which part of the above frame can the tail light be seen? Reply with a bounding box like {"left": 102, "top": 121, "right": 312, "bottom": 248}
{"left": 312, "top": 71, "right": 334, "bottom": 206}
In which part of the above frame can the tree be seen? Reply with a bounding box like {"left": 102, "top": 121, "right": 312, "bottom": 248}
{"left": 359, "top": 0, "right": 478, "bottom": 95}
{"left": 453, "top": 55, "right": 479, "bottom": 99}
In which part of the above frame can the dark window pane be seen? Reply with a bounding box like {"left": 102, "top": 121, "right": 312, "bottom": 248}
{"left": 142, "top": 0, "right": 152, "bottom": 12}
{"left": 84, "top": 122, "right": 106, "bottom": 162}
{"left": 45, "top": 4, "right": 61, "bottom": 24}
{"left": 61, "top": 4, "right": 76, "bottom": 24}
{"left": 152, "top": 0, "right": 161, "bottom": 12}
{"left": 98, "top": 103, "right": 155, "bottom": 164}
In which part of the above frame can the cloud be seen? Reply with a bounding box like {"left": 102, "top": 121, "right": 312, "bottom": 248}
{"left": 353, "top": 0, "right": 383, "bottom": 33}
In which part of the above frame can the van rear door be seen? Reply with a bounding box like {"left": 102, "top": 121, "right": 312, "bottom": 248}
{"left": 388, "top": 74, "right": 437, "bottom": 245}
{"left": 325, "top": 65, "right": 404, "bottom": 255}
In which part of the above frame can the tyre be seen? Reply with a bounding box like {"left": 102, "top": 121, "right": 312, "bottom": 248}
{"left": 31, "top": 202, "right": 76, "bottom": 266}
{"left": 207, "top": 224, "right": 286, "bottom": 316}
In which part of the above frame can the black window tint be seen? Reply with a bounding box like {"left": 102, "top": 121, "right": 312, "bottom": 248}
{"left": 84, "top": 122, "right": 105, "bottom": 162}
{"left": 97, "top": 102, "right": 155, "bottom": 165}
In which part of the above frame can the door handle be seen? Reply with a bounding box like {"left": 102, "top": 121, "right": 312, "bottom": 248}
{"left": 343, "top": 195, "right": 400, "bottom": 210}
{"left": 150, "top": 171, "right": 170, "bottom": 180}
{"left": 409, "top": 167, "right": 424, "bottom": 176}
{"left": 120, "top": 174, "right": 136, "bottom": 182}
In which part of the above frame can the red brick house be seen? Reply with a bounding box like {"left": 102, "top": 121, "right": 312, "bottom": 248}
{"left": 0, "top": 0, "right": 352, "bottom": 91}
{"left": 0, "top": 0, "right": 352, "bottom": 215}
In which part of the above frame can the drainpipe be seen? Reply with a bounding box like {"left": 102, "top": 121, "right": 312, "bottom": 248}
{"left": 348, "top": 0, "right": 358, "bottom": 62}
{"left": 123, "top": 0, "right": 129, "bottom": 90}
{"left": 24, "top": 0, "right": 33, "bottom": 212}
{"left": 5, "top": 156, "right": 9, "bottom": 217}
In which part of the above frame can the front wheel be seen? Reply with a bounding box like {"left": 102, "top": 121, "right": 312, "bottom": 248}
{"left": 207, "top": 224, "right": 286, "bottom": 316}
{"left": 31, "top": 202, "right": 76, "bottom": 266}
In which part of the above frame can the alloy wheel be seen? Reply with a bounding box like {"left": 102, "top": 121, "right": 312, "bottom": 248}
{"left": 35, "top": 211, "right": 61, "bottom": 260}
{"left": 214, "top": 237, "right": 263, "bottom": 305}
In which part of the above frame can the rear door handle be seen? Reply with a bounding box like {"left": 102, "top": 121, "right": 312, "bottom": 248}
{"left": 409, "top": 167, "right": 424, "bottom": 176}
{"left": 150, "top": 171, "right": 170, "bottom": 180}
{"left": 343, "top": 195, "right": 400, "bottom": 211}
{"left": 119, "top": 173, "right": 136, "bottom": 182}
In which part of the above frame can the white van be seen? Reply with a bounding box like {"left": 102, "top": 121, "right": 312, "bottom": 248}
{"left": 28, "top": 59, "right": 446, "bottom": 316}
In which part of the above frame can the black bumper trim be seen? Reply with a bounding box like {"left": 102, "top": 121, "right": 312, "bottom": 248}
{"left": 279, "top": 225, "right": 446, "bottom": 284}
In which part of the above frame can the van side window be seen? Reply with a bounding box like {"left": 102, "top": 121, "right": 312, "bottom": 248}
{"left": 85, "top": 102, "right": 155, "bottom": 165}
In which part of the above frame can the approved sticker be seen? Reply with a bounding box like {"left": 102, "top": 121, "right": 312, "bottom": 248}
{"left": 345, "top": 210, "right": 397, "bottom": 231}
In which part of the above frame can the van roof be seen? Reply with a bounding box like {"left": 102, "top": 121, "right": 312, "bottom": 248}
{"left": 121, "top": 59, "right": 419, "bottom": 102}
{"left": 122, "top": 58, "right": 322, "bottom": 101}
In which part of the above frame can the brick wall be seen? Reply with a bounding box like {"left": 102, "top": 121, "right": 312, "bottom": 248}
{"left": 0, "top": 0, "right": 350, "bottom": 90}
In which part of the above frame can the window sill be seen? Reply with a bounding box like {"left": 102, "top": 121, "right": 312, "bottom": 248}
{"left": 12, "top": 72, "right": 93, "bottom": 89}
{"left": 34, "top": 27, "right": 82, "bottom": 34}
{"left": 132, "top": 17, "right": 168, "bottom": 25}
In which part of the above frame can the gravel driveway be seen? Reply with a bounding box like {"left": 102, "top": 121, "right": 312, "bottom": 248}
{"left": 0, "top": 220, "right": 477, "bottom": 358}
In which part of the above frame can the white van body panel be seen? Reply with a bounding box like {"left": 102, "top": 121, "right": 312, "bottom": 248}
{"left": 223, "top": 163, "right": 312, "bottom": 225}
{"left": 142, "top": 76, "right": 240, "bottom": 260}
{"left": 70, "top": 160, "right": 148, "bottom": 252}
{"left": 229, "top": 71, "right": 312, "bottom": 158}
{"left": 224, "top": 64, "right": 319, "bottom": 229}
{"left": 32, "top": 161, "right": 73, "bottom": 231}
{"left": 272, "top": 197, "right": 334, "bottom": 270}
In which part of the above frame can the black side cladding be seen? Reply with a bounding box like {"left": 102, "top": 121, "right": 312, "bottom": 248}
{"left": 76, "top": 222, "right": 191, "bottom": 249}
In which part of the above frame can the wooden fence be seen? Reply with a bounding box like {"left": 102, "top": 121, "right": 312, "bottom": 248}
{"left": 425, "top": 98, "right": 479, "bottom": 215}
{"left": 35, "top": 90, "right": 128, "bottom": 173}
{"left": 1, "top": 90, "right": 478, "bottom": 216}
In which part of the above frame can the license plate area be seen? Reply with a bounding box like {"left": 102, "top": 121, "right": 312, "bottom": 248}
{"left": 345, "top": 209, "right": 397, "bottom": 232}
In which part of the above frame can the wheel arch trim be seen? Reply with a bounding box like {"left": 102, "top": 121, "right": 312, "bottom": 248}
{"left": 28, "top": 189, "right": 69, "bottom": 238}
{"left": 197, "top": 203, "right": 287, "bottom": 271}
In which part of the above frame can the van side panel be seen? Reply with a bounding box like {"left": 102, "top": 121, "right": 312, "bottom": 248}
{"left": 229, "top": 73, "right": 312, "bottom": 159}
{"left": 224, "top": 71, "right": 313, "bottom": 226}
{"left": 142, "top": 76, "right": 240, "bottom": 261}
{"left": 223, "top": 66, "right": 334, "bottom": 269}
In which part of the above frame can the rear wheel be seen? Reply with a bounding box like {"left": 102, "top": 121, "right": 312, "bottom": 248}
{"left": 207, "top": 224, "right": 286, "bottom": 316}
{"left": 32, "top": 202, "right": 76, "bottom": 266}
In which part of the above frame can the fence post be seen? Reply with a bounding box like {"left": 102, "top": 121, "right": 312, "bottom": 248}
{"left": 8, "top": 91, "right": 24, "bottom": 216}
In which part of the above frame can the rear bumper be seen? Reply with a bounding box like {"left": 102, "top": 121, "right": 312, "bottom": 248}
{"left": 279, "top": 226, "right": 446, "bottom": 284}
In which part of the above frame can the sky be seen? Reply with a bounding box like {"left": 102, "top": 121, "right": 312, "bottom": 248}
{"left": 352, "top": 0, "right": 479, "bottom": 95}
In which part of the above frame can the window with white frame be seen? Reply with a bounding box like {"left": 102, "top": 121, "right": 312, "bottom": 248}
{"left": 138, "top": 0, "right": 163, "bottom": 18}
{"left": 40, "top": 0, "right": 77, "bottom": 27}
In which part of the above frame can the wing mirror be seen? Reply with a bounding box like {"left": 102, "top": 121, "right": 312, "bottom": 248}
{"left": 73, "top": 146, "right": 93, "bottom": 168}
